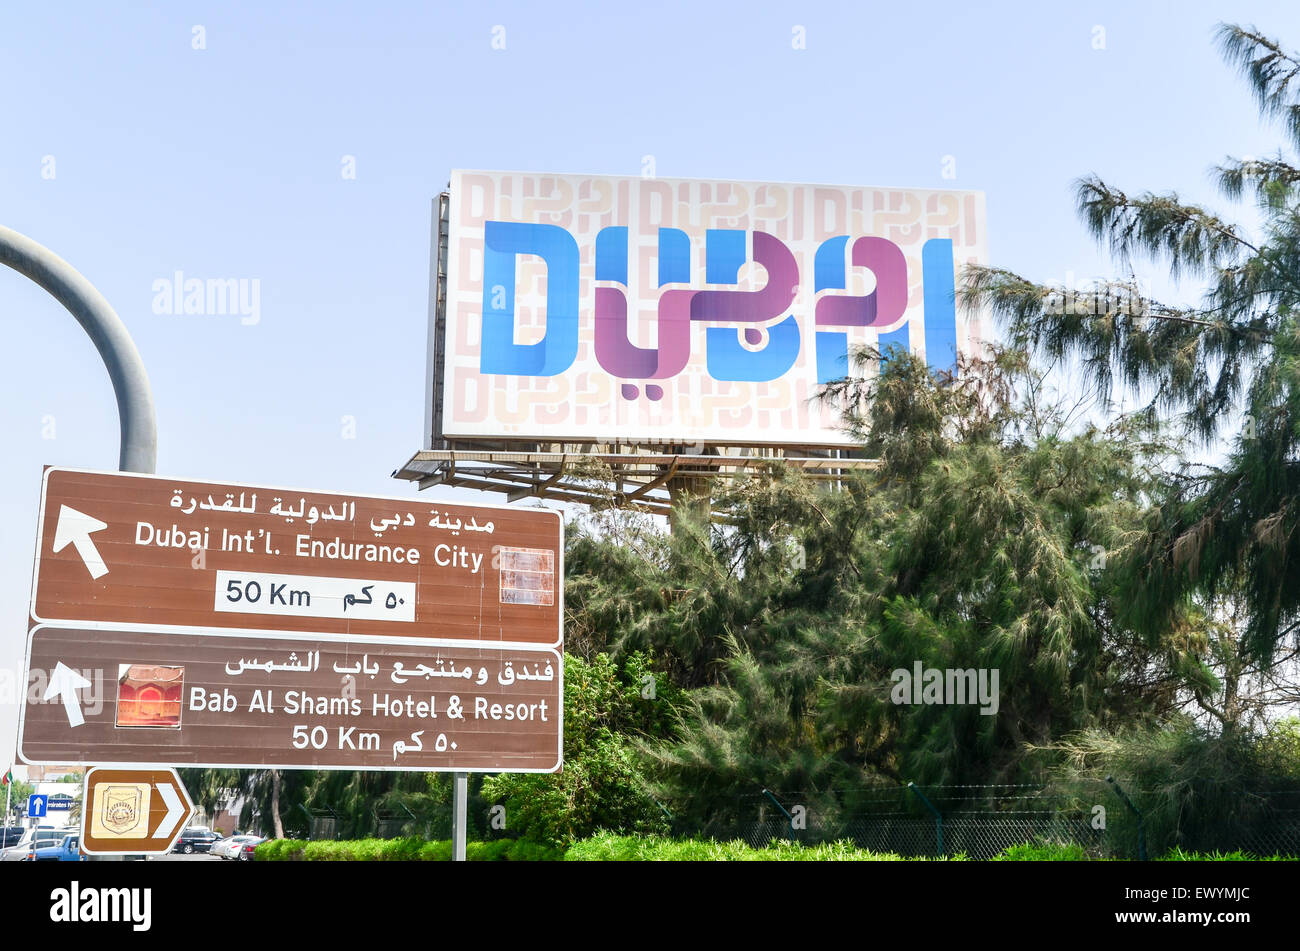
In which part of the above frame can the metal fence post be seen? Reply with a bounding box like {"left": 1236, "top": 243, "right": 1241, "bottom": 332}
{"left": 761, "top": 788, "right": 796, "bottom": 842}
{"left": 908, "top": 783, "right": 944, "bottom": 857}
{"left": 1107, "top": 776, "right": 1147, "bottom": 860}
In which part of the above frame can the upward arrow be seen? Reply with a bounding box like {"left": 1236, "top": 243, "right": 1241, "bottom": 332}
{"left": 44, "top": 662, "right": 92, "bottom": 728}
{"left": 52, "top": 505, "right": 109, "bottom": 579}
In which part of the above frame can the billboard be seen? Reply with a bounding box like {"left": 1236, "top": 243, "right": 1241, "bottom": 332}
{"left": 436, "top": 170, "right": 986, "bottom": 448}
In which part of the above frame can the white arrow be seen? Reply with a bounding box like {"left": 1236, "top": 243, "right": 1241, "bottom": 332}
{"left": 44, "top": 662, "right": 92, "bottom": 728}
{"left": 52, "top": 505, "right": 109, "bottom": 579}
{"left": 154, "top": 783, "right": 185, "bottom": 841}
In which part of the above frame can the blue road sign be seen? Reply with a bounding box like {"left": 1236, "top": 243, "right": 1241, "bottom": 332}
{"left": 27, "top": 794, "right": 47, "bottom": 818}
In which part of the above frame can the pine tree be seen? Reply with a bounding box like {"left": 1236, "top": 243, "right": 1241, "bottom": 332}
{"left": 964, "top": 23, "right": 1300, "bottom": 666}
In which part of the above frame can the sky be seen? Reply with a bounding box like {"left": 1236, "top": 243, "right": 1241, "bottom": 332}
{"left": 2, "top": 0, "right": 1298, "bottom": 770}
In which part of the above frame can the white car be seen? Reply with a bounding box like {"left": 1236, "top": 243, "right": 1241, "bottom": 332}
{"left": 211, "top": 835, "right": 258, "bottom": 859}
{"left": 0, "top": 826, "right": 63, "bottom": 862}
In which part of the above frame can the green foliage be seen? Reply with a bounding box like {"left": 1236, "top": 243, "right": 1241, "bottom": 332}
{"left": 253, "top": 837, "right": 563, "bottom": 861}
{"left": 630, "top": 345, "right": 1182, "bottom": 821}
{"left": 182, "top": 757, "right": 445, "bottom": 841}
{"left": 561, "top": 832, "right": 918, "bottom": 861}
{"left": 479, "top": 652, "right": 677, "bottom": 846}
{"left": 963, "top": 23, "right": 1300, "bottom": 665}
{"left": 1157, "top": 847, "right": 1293, "bottom": 861}
{"left": 253, "top": 838, "right": 305, "bottom": 862}
{"left": 250, "top": 832, "right": 1296, "bottom": 861}
{"left": 996, "top": 841, "right": 1092, "bottom": 861}
{"left": 177, "top": 767, "right": 313, "bottom": 839}
{"left": 5, "top": 779, "right": 35, "bottom": 816}
{"left": 1046, "top": 718, "right": 1300, "bottom": 855}
{"left": 298, "top": 770, "right": 434, "bottom": 839}
{"left": 418, "top": 840, "right": 452, "bottom": 861}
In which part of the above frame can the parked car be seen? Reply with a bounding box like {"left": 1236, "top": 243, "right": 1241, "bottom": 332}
{"left": 1, "top": 826, "right": 63, "bottom": 861}
{"left": 28, "top": 834, "right": 85, "bottom": 862}
{"left": 236, "top": 837, "right": 266, "bottom": 861}
{"left": 211, "top": 835, "right": 258, "bottom": 859}
{"left": 0, "top": 827, "right": 25, "bottom": 848}
{"left": 173, "top": 827, "right": 221, "bottom": 854}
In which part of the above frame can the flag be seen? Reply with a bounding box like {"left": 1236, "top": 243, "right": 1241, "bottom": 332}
{"left": 1, "top": 768, "right": 11, "bottom": 786}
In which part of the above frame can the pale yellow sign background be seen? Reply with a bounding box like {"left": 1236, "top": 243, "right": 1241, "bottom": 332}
{"left": 90, "top": 782, "right": 151, "bottom": 838}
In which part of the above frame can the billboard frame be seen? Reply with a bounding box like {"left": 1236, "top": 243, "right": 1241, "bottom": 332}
{"left": 400, "top": 170, "right": 987, "bottom": 511}
{"left": 403, "top": 171, "right": 975, "bottom": 512}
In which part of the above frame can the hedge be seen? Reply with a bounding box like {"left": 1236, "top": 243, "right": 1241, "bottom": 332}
{"left": 252, "top": 833, "right": 1298, "bottom": 862}
{"left": 253, "top": 836, "right": 562, "bottom": 861}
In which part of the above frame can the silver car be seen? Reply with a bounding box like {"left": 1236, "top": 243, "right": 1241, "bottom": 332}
{"left": 0, "top": 826, "right": 64, "bottom": 861}
{"left": 211, "top": 835, "right": 258, "bottom": 859}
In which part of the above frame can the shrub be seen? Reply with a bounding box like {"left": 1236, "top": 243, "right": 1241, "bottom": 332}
{"left": 996, "top": 841, "right": 1092, "bottom": 861}
{"left": 251, "top": 836, "right": 564, "bottom": 861}
{"left": 1157, "top": 847, "right": 1289, "bottom": 861}
{"left": 253, "top": 838, "right": 306, "bottom": 861}
{"left": 480, "top": 653, "right": 675, "bottom": 847}
{"left": 562, "top": 832, "right": 916, "bottom": 861}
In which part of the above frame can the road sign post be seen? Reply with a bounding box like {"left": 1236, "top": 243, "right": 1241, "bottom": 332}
{"left": 452, "top": 771, "right": 467, "bottom": 861}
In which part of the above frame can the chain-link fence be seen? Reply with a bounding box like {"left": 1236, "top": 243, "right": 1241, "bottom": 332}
{"left": 303, "top": 780, "right": 1300, "bottom": 856}
{"left": 675, "top": 785, "right": 1103, "bottom": 859}
{"left": 1166, "top": 787, "right": 1300, "bottom": 857}
{"left": 661, "top": 781, "right": 1300, "bottom": 859}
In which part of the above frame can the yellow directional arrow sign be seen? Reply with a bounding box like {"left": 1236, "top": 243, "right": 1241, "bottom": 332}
{"left": 80, "top": 767, "right": 195, "bottom": 856}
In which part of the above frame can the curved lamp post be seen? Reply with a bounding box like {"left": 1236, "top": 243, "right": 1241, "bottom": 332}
{"left": 0, "top": 225, "right": 156, "bottom": 473}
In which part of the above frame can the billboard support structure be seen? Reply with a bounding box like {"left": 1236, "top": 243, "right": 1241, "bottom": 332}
{"left": 394, "top": 445, "right": 877, "bottom": 521}
{"left": 399, "top": 171, "right": 986, "bottom": 520}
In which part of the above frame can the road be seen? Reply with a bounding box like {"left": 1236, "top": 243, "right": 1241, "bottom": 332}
{"left": 148, "top": 852, "right": 239, "bottom": 862}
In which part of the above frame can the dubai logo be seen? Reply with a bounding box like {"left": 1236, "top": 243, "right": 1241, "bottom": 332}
{"left": 479, "top": 223, "right": 960, "bottom": 397}
{"left": 103, "top": 786, "right": 141, "bottom": 834}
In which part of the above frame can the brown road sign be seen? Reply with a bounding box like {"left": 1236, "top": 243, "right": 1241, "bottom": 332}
{"left": 30, "top": 467, "right": 562, "bottom": 645}
{"left": 80, "top": 767, "right": 195, "bottom": 855}
{"left": 20, "top": 623, "right": 562, "bottom": 772}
